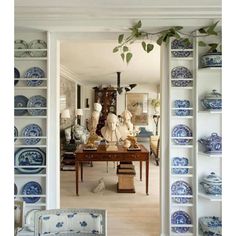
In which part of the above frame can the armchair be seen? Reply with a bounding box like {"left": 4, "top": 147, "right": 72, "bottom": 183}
{"left": 34, "top": 208, "right": 107, "bottom": 236}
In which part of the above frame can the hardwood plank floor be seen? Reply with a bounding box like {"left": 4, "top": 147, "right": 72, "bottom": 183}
{"left": 60, "top": 155, "right": 160, "bottom": 236}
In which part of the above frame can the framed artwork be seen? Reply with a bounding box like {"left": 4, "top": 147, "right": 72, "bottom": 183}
{"left": 126, "top": 93, "right": 148, "bottom": 125}
{"left": 14, "top": 200, "right": 25, "bottom": 228}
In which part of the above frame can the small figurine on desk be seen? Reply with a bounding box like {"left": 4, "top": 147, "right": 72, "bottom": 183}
{"left": 126, "top": 135, "right": 140, "bottom": 150}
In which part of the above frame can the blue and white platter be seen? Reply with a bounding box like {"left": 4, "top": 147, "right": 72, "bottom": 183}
{"left": 14, "top": 148, "right": 46, "bottom": 174}
{"left": 14, "top": 95, "right": 28, "bottom": 116}
{"left": 14, "top": 67, "right": 20, "bottom": 85}
{"left": 172, "top": 124, "right": 192, "bottom": 145}
{"left": 21, "top": 123, "right": 42, "bottom": 145}
{"left": 14, "top": 126, "right": 18, "bottom": 142}
{"left": 28, "top": 39, "right": 47, "bottom": 57}
{"left": 171, "top": 39, "right": 193, "bottom": 49}
{"left": 14, "top": 39, "right": 28, "bottom": 57}
{"left": 171, "top": 180, "right": 192, "bottom": 203}
{"left": 22, "top": 181, "right": 42, "bottom": 203}
{"left": 172, "top": 157, "right": 189, "bottom": 174}
{"left": 24, "top": 67, "right": 45, "bottom": 86}
{"left": 171, "top": 210, "right": 192, "bottom": 233}
{"left": 171, "top": 66, "right": 192, "bottom": 79}
{"left": 27, "top": 95, "right": 47, "bottom": 116}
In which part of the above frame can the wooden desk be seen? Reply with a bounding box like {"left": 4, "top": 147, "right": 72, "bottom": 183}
{"left": 75, "top": 144, "right": 149, "bottom": 196}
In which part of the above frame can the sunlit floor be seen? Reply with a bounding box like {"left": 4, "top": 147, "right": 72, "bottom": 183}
{"left": 60, "top": 153, "right": 160, "bottom": 236}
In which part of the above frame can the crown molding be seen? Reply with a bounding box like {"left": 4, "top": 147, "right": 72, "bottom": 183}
{"left": 60, "top": 64, "right": 84, "bottom": 85}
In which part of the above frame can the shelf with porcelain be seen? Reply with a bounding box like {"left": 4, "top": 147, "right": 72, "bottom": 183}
{"left": 198, "top": 67, "right": 222, "bottom": 71}
{"left": 15, "top": 194, "right": 46, "bottom": 197}
{"left": 15, "top": 174, "right": 47, "bottom": 177}
{"left": 171, "top": 145, "right": 193, "bottom": 148}
{"left": 14, "top": 165, "right": 46, "bottom": 168}
{"left": 171, "top": 108, "right": 193, "bottom": 110}
{"left": 14, "top": 145, "right": 47, "bottom": 148}
{"left": 171, "top": 233, "right": 194, "bottom": 236}
{"left": 172, "top": 116, "right": 193, "bottom": 119}
{"left": 15, "top": 86, "right": 47, "bottom": 90}
{"left": 15, "top": 49, "right": 47, "bottom": 52}
{"left": 15, "top": 136, "right": 47, "bottom": 139}
{"left": 198, "top": 110, "right": 222, "bottom": 114}
{"left": 14, "top": 107, "right": 47, "bottom": 110}
{"left": 171, "top": 49, "right": 194, "bottom": 52}
{"left": 171, "top": 174, "right": 193, "bottom": 177}
{"left": 171, "top": 166, "right": 193, "bottom": 169}
{"left": 198, "top": 192, "right": 222, "bottom": 201}
{"left": 171, "top": 57, "right": 194, "bottom": 60}
{"left": 14, "top": 78, "right": 47, "bottom": 81}
{"left": 171, "top": 87, "right": 193, "bottom": 90}
{"left": 15, "top": 116, "right": 47, "bottom": 119}
{"left": 171, "top": 203, "right": 194, "bottom": 207}
{"left": 15, "top": 57, "right": 47, "bottom": 61}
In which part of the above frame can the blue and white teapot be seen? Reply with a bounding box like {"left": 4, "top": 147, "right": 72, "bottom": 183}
{"left": 198, "top": 133, "right": 222, "bottom": 154}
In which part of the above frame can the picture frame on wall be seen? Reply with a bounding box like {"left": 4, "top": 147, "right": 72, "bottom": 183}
{"left": 126, "top": 93, "right": 148, "bottom": 125}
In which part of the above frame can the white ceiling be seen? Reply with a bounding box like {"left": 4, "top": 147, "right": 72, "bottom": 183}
{"left": 60, "top": 41, "right": 160, "bottom": 85}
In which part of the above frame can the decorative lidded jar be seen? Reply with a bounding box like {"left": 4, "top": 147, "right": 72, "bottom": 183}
{"left": 200, "top": 172, "right": 222, "bottom": 195}
{"left": 200, "top": 51, "right": 222, "bottom": 68}
{"left": 201, "top": 89, "right": 222, "bottom": 110}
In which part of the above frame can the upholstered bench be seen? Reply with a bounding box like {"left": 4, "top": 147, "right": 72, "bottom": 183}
{"left": 150, "top": 135, "right": 160, "bottom": 165}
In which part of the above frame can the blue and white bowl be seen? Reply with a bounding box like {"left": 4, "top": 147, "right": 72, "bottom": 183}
{"left": 200, "top": 52, "right": 222, "bottom": 68}
{"left": 201, "top": 90, "right": 222, "bottom": 110}
{"left": 174, "top": 100, "right": 190, "bottom": 108}
{"left": 199, "top": 216, "right": 222, "bottom": 235}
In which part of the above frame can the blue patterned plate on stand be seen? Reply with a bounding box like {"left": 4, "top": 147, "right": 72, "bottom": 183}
{"left": 14, "top": 95, "right": 28, "bottom": 116}
{"left": 172, "top": 157, "right": 189, "bottom": 174}
{"left": 22, "top": 181, "right": 42, "bottom": 203}
{"left": 171, "top": 66, "right": 192, "bottom": 87}
{"left": 27, "top": 95, "right": 47, "bottom": 116}
{"left": 172, "top": 124, "right": 192, "bottom": 145}
{"left": 14, "top": 39, "right": 28, "bottom": 57}
{"left": 171, "top": 210, "right": 192, "bottom": 233}
{"left": 28, "top": 39, "right": 47, "bottom": 57}
{"left": 14, "top": 126, "right": 18, "bottom": 142}
{"left": 171, "top": 39, "right": 193, "bottom": 49}
{"left": 14, "top": 67, "right": 20, "bottom": 85}
{"left": 24, "top": 67, "right": 45, "bottom": 86}
{"left": 21, "top": 124, "right": 42, "bottom": 145}
{"left": 171, "top": 180, "right": 192, "bottom": 203}
{"left": 14, "top": 148, "right": 46, "bottom": 174}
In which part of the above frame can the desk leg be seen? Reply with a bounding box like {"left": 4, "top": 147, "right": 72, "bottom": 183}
{"left": 146, "top": 159, "right": 149, "bottom": 195}
{"left": 76, "top": 161, "right": 79, "bottom": 196}
{"left": 140, "top": 161, "right": 142, "bottom": 181}
{"left": 81, "top": 163, "right": 83, "bottom": 182}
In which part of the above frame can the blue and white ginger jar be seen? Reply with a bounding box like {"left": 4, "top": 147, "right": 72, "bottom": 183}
{"left": 200, "top": 172, "right": 222, "bottom": 195}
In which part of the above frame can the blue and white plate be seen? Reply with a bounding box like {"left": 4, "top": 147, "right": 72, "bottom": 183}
{"left": 171, "top": 180, "right": 192, "bottom": 203}
{"left": 171, "top": 39, "right": 193, "bottom": 49}
{"left": 14, "top": 95, "right": 28, "bottom": 116}
{"left": 21, "top": 124, "right": 42, "bottom": 145}
{"left": 24, "top": 67, "right": 45, "bottom": 86}
{"left": 14, "top": 39, "right": 28, "bottom": 57}
{"left": 171, "top": 66, "right": 192, "bottom": 79}
{"left": 172, "top": 157, "right": 189, "bottom": 174}
{"left": 174, "top": 100, "right": 190, "bottom": 108}
{"left": 171, "top": 210, "right": 192, "bottom": 233}
{"left": 28, "top": 39, "right": 47, "bottom": 57}
{"left": 14, "top": 126, "right": 18, "bottom": 142}
{"left": 14, "top": 148, "right": 46, "bottom": 174}
{"left": 27, "top": 95, "right": 47, "bottom": 116}
{"left": 172, "top": 124, "right": 192, "bottom": 145}
{"left": 175, "top": 109, "right": 190, "bottom": 116}
{"left": 22, "top": 181, "right": 42, "bottom": 203}
{"left": 171, "top": 51, "right": 192, "bottom": 58}
{"left": 14, "top": 67, "right": 20, "bottom": 85}
{"left": 171, "top": 80, "right": 192, "bottom": 87}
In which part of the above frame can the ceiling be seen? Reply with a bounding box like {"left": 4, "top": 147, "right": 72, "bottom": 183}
{"left": 60, "top": 41, "right": 160, "bottom": 85}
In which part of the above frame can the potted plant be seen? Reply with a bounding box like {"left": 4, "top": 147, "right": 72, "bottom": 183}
{"left": 151, "top": 99, "right": 160, "bottom": 114}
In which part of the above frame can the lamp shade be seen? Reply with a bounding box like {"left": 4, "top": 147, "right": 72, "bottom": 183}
{"left": 61, "top": 109, "right": 70, "bottom": 119}
{"left": 76, "top": 109, "right": 83, "bottom": 116}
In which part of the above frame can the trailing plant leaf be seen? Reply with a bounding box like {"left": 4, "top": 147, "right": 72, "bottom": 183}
{"left": 198, "top": 41, "right": 207, "bottom": 47}
{"left": 156, "top": 36, "right": 164, "bottom": 46}
{"left": 208, "top": 43, "right": 218, "bottom": 52}
{"left": 198, "top": 28, "right": 207, "bottom": 34}
{"left": 123, "top": 46, "right": 129, "bottom": 52}
{"left": 207, "top": 21, "right": 219, "bottom": 35}
{"left": 147, "top": 44, "right": 154, "bottom": 53}
{"left": 118, "top": 34, "right": 124, "bottom": 44}
{"left": 173, "top": 26, "right": 183, "bottom": 31}
{"left": 113, "top": 47, "right": 119, "bottom": 53}
{"left": 126, "top": 53, "right": 133, "bottom": 64}
{"left": 142, "top": 41, "right": 147, "bottom": 51}
{"left": 133, "top": 20, "right": 142, "bottom": 29}
{"left": 121, "top": 53, "right": 125, "bottom": 61}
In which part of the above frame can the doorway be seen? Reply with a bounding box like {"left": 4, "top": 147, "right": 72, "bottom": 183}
{"left": 57, "top": 34, "right": 162, "bottom": 235}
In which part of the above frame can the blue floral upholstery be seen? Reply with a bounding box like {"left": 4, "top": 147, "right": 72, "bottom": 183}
{"left": 34, "top": 208, "right": 107, "bottom": 236}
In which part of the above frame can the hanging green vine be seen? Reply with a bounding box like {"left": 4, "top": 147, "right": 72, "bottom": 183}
{"left": 113, "top": 20, "right": 221, "bottom": 64}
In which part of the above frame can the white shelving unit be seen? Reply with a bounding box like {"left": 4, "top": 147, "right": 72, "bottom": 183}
{"left": 195, "top": 33, "right": 222, "bottom": 235}
{"left": 168, "top": 38, "right": 197, "bottom": 235}
{"left": 14, "top": 31, "right": 49, "bottom": 224}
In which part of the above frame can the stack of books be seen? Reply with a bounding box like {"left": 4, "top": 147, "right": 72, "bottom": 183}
{"left": 117, "top": 162, "right": 136, "bottom": 193}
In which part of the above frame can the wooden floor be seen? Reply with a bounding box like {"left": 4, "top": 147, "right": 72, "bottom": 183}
{"left": 60, "top": 155, "right": 160, "bottom": 236}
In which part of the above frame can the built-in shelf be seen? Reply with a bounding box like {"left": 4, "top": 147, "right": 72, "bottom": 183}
{"left": 171, "top": 233, "right": 193, "bottom": 236}
{"left": 15, "top": 116, "right": 47, "bottom": 119}
{"left": 171, "top": 57, "right": 194, "bottom": 60}
{"left": 171, "top": 87, "right": 193, "bottom": 90}
{"left": 172, "top": 116, "right": 193, "bottom": 119}
{"left": 15, "top": 145, "right": 47, "bottom": 148}
{"left": 14, "top": 174, "right": 46, "bottom": 177}
{"left": 171, "top": 166, "right": 193, "bottom": 169}
{"left": 198, "top": 192, "right": 222, "bottom": 201}
{"left": 198, "top": 67, "right": 222, "bottom": 71}
{"left": 171, "top": 174, "right": 193, "bottom": 177}
{"left": 171, "top": 49, "right": 194, "bottom": 52}
{"left": 15, "top": 49, "right": 47, "bottom": 52}
{"left": 15, "top": 87, "right": 47, "bottom": 90}
{"left": 14, "top": 107, "right": 47, "bottom": 110}
{"left": 14, "top": 57, "right": 47, "bottom": 61}
{"left": 198, "top": 110, "right": 222, "bottom": 114}
{"left": 171, "top": 203, "right": 194, "bottom": 207}
{"left": 198, "top": 152, "right": 222, "bottom": 158}
{"left": 14, "top": 78, "right": 47, "bottom": 80}
{"left": 15, "top": 136, "right": 47, "bottom": 139}
{"left": 171, "top": 108, "right": 193, "bottom": 110}
{"left": 15, "top": 194, "right": 46, "bottom": 197}
{"left": 171, "top": 78, "right": 194, "bottom": 81}
{"left": 14, "top": 165, "right": 46, "bottom": 168}
{"left": 171, "top": 145, "right": 193, "bottom": 148}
